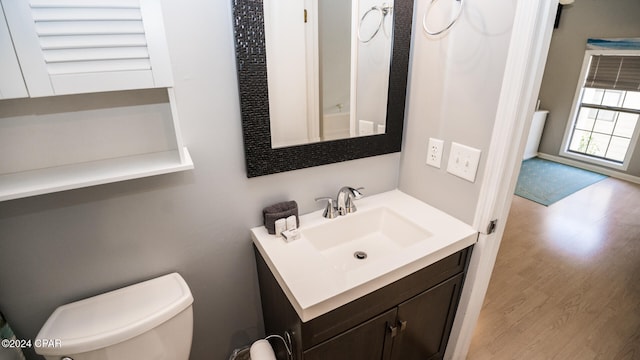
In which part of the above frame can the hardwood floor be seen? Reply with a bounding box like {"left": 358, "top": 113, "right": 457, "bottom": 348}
{"left": 467, "top": 177, "right": 640, "bottom": 360}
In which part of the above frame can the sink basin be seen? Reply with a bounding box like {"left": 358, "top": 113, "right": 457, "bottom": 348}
{"left": 303, "top": 207, "right": 432, "bottom": 271}
{"left": 251, "top": 189, "right": 478, "bottom": 322}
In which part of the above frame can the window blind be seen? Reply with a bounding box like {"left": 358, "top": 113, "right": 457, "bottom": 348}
{"left": 585, "top": 55, "right": 640, "bottom": 91}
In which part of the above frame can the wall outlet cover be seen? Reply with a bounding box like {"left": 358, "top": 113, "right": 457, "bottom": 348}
{"left": 447, "top": 142, "right": 481, "bottom": 182}
{"left": 426, "top": 138, "right": 444, "bottom": 168}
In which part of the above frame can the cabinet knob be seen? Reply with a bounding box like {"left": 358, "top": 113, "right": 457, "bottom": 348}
{"left": 388, "top": 324, "right": 398, "bottom": 338}
{"left": 398, "top": 320, "right": 407, "bottom": 332}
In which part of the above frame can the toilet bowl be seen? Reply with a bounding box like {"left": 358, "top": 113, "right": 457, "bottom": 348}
{"left": 35, "top": 273, "right": 193, "bottom": 360}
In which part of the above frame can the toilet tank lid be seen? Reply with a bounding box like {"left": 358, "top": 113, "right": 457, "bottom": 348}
{"left": 35, "top": 272, "right": 193, "bottom": 356}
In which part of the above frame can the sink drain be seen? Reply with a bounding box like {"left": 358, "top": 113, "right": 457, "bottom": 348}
{"left": 354, "top": 251, "right": 368, "bottom": 260}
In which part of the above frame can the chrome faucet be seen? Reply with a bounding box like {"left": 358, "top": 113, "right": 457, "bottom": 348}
{"left": 336, "top": 186, "right": 364, "bottom": 215}
{"left": 316, "top": 186, "right": 364, "bottom": 219}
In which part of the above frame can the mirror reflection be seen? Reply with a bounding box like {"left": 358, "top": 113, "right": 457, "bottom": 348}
{"left": 264, "top": 0, "right": 395, "bottom": 148}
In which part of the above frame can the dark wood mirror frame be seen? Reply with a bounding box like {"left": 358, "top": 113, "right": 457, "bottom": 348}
{"left": 232, "top": 0, "right": 414, "bottom": 177}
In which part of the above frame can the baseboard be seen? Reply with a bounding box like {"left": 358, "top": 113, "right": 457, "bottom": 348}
{"left": 536, "top": 153, "right": 640, "bottom": 184}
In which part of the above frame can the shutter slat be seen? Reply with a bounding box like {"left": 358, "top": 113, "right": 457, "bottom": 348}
{"left": 39, "top": 34, "right": 147, "bottom": 50}
{"left": 47, "top": 58, "right": 151, "bottom": 75}
{"left": 31, "top": 8, "right": 142, "bottom": 21}
{"left": 43, "top": 47, "right": 149, "bottom": 63}
{"left": 35, "top": 21, "right": 145, "bottom": 36}
{"left": 30, "top": 0, "right": 140, "bottom": 9}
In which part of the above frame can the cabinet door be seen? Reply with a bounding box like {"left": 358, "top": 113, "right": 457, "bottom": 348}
{"left": 2, "top": 0, "right": 173, "bottom": 97}
{"left": 304, "top": 308, "right": 397, "bottom": 360}
{"left": 0, "top": 3, "right": 28, "bottom": 99}
{"left": 391, "top": 273, "right": 464, "bottom": 360}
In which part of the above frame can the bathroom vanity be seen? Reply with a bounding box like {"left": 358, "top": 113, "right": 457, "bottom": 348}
{"left": 251, "top": 190, "right": 477, "bottom": 359}
{"left": 255, "top": 246, "right": 470, "bottom": 359}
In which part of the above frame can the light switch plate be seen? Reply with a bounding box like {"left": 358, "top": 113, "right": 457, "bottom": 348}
{"left": 447, "top": 142, "right": 481, "bottom": 182}
{"left": 426, "top": 138, "right": 444, "bottom": 168}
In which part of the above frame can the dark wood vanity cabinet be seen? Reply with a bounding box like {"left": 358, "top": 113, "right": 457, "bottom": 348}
{"left": 303, "top": 308, "right": 397, "bottom": 360}
{"left": 254, "top": 246, "right": 472, "bottom": 360}
{"left": 391, "top": 273, "right": 464, "bottom": 360}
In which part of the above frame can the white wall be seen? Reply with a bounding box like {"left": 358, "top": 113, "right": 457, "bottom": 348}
{"left": 399, "top": 0, "right": 517, "bottom": 224}
{"left": 0, "top": 1, "right": 400, "bottom": 359}
{"left": 0, "top": 90, "right": 175, "bottom": 174}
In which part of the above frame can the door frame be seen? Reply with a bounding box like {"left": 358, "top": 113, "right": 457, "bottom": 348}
{"left": 444, "top": 0, "right": 559, "bottom": 358}
{"left": 304, "top": 0, "right": 321, "bottom": 142}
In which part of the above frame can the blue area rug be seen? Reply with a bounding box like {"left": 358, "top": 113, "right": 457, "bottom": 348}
{"left": 515, "top": 157, "right": 608, "bottom": 206}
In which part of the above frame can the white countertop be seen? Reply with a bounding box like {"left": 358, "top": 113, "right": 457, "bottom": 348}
{"left": 251, "top": 189, "right": 478, "bottom": 322}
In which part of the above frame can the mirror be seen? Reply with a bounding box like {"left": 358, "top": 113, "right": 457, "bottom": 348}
{"left": 264, "top": 0, "right": 395, "bottom": 147}
{"left": 233, "top": 0, "right": 413, "bottom": 177}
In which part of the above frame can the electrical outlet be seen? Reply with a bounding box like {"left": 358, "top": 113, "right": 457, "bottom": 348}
{"left": 426, "top": 138, "right": 444, "bottom": 168}
{"left": 447, "top": 142, "right": 481, "bottom": 182}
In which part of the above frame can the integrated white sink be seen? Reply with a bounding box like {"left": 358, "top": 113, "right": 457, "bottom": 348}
{"left": 251, "top": 189, "right": 477, "bottom": 322}
{"left": 304, "top": 207, "right": 432, "bottom": 272}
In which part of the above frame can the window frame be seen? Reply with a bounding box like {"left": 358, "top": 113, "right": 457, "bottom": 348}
{"left": 560, "top": 49, "right": 640, "bottom": 171}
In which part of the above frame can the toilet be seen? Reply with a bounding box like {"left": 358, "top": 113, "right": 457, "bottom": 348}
{"left": 35, "top": 273, "right": 193, "bottom": 360}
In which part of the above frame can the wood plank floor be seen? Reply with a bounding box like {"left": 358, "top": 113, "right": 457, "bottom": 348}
{"left": 467, "top": 177, "right": 640, "bottom": 360}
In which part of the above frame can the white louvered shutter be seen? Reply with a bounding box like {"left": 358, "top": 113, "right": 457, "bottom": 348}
{"left": 2, "top": 0, "right": 173, "bottom": 97}
{"left": 0, "top": 3, "right": 29, "bottom": 99}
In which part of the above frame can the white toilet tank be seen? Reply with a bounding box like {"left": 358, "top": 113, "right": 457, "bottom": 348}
{"left": 35, "top": 273, "right": 193, "bottom": 360}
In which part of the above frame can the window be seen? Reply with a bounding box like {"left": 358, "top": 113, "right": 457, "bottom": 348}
{"left": 562, "top": 52, "right": 640, "bottom": 170}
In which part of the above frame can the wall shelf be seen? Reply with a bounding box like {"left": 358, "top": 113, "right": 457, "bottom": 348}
{"left": 0, "top": 148, "right": 193, "bottom": 202}
{"left": 0, "top": 1, "right": 193, "bottom": 202}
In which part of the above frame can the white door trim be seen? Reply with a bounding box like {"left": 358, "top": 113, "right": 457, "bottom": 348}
{"left": 349, "top": 0, "right": 360, "bottom": 137}
{"left": 444, "top": 0, "right": 558, "bottom": 358}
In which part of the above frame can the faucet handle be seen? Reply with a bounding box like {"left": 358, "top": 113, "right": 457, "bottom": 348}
{"left": 315, "top": 197, "right": 339, "bottom": 219}
{"left": 344, "top": 187, "right": 364, "bottom": 214}
{"left": 351, "top": 187, "right": 365, "bottom": 199}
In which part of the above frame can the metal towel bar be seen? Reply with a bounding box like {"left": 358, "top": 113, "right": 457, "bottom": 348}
{"left": 357, "top": 3, "right": 393, "bottom": 43}
{"left": 422, "top": 0, "right": 464, "bottom": 36}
